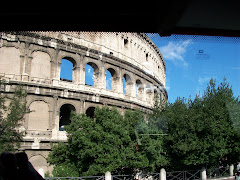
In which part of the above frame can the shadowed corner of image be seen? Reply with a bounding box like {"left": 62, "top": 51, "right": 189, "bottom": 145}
{"left": 0, "top": 151, "right": 44, "bottom": 180}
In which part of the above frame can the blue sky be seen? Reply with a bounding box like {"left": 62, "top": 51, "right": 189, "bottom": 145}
{"left": 60, "top": 34, "right": 240, "bottom": 103}
{"left": 148, "top": 34, "right": 240, "bottom": 103}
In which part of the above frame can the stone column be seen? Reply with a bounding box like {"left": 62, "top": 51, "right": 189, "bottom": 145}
{"left": 51, "top": 95, "right": 59, "bottom": 139}
{"left": 98, "top": 64, "right": 105, "bottom": 89}
{"left": 146, "top": 91, "right": 153, "bottom": 105}
{"left": 103, "top": 71, "right": 107, "bottom": 89}
{"left": 112, "top": 76, "right": 120, "bottom": 92}
{"left": 126, "top": 82, "right": 133, "bottom": 96}
{"left": 74, "top": 53, "right": 82, "bottom": 85}
{"left": 137, "top": 87, "right": 144, "bottom": 100}
{"left": 52, "top": 49, "right": 60, "bottom": 85}
{"left": 27, "top": 56, "right": 33, "bottom": 79}
{"left": 48, "top": 48, "right": 56, "bottom": 81}
{"left": 118, "top": 68, "right": 123, "bottom": 94}
{"left": 79, "top": 55, "right": 85, "bottom": 86}
{"left": 72, "top": 65, "right": 80, "bottom": 84}
{"left": 132, "top": 81, "right": 137, "bottom": 97}
{"left": 20, "top": 47, "right": 30, "bottom": 81}
{"left": 79, "top": 100, "right": 85, "bottom": 114}
{"left": 93, "top": 72, "right": 100, "bottom": 88}
{"left": 56, "top": 60, "right": 61, "bottom": 80}
{"left": 19, "top": 54, "right": 25, "bottom": 75}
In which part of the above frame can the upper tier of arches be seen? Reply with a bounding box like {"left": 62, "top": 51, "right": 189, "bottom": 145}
{"left": 0, "top": 32, "right": 167, "bottom": 108}
{"left": 29, "top": 31, "right": 166, "bottom": 86}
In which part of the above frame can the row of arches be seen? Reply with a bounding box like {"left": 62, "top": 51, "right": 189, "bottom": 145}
{"left": 27, "top": 100, "right": 96, "bottom": 132}
{"left": 0, "top": 47, "right": 165, "bottom": 103}
{"left": 59, "top": 104, "right": 95, "bottom": 131}
{"left": 60, "top": 58, "right": 160, "bottom": 96}
{"left": 60, "top": 58, "right": 118, "bottom": 90}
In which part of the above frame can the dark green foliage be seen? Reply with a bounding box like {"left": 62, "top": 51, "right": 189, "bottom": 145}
{"left": 52, "top": 164, "right": 79, "bottom": 177}
{"left": 48, "top": 107, "right": 168, "bottom": 176}
{"left": 48, "top": 78, "right": 240, "bottom": 175}
{"left": 0, "top": 81, "right": 28, "bottom": 153}
{"left": 162, "top": 78, "right": 240, "bottom": 170}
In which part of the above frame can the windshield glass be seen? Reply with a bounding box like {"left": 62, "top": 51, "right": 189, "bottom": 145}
{"left": 148, "top": 33, "right": 240, "bottom": 102}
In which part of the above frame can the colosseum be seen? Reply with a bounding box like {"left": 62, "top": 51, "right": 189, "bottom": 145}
{"left": 0, "top": 31, "right": 167, "bottom": 175}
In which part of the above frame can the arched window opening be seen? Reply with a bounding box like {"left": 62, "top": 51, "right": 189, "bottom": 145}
{"left": 124, "top": 38, "right": 128, "bottom": 46}
{"left": 123, "top": 74, "right": 131, "bottom": 95}
{"left": 106, "top": 70, "right": 112, "bottom": 90}
{"left": 60, "top": 57, "right": 76, "bottom": 82}
{"left": 106, "top": 68, "right": 117, "bottom": 91}
{"left": 85, "top": 62, "right": 99, "bottom": 87}
{"left": 136, "top": 80, "right": 144, "bottom": 98}
{"left": 146, "top": 84, "right": 152, "bottom": 93}
{"left": 154, "top": 88, "right": 158, "bottom": 96}
{"left": 59, "top": 104, "right": 76, "bottom": 131}
{"left": 154, "top": 87, "right": 159, "bottom": 103}
{"left": 86, "top": 107, "right": 96, "bottom": 119}
{"left": 123, "top": 76, "right": 127, "bottom": 94}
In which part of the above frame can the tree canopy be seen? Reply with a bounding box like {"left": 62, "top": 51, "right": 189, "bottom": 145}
{"left": 48, "top": 78, "right": 240, "bottom": 176}
{"left": 48, "top": 107, "right": 168, "bottom": 176}
{"left": 0, "top": 81, "right": 28, "bottom": 153}
{"left": 160, "top": 78, "right": 240, "bottom": 170}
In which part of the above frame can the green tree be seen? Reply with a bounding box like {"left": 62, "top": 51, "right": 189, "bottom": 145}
{"left": 148, "top": 94, "right": 168, "bottom": 134}
{"left": 48, "top": 107, "right": 168, "bottom": 176}
{"left": 0, "top": 80, "right": 29, "bottom": 153}
{"left": 162, "top": 78, "right": 240, "bottom": 170}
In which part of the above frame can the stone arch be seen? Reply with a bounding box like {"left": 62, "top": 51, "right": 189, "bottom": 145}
{"left": 28, "top": 100, "right": 49, "bottom": 130}
{"left": 60, "top": 56, "right": 76, "bottom": 67}
{"left": 104, "top": 64, "right": 119, "bottom": 76}
{"left": 85, "top": 61, "right": 100, "bottom": 87}
{"left": 153, "top": 86, "right": 159, "bottom": 96}
{"left": 153, "top": 86, "right": 159, "bottom": 103}
{"left": 58, "top": 52, "right": 78, "bottom": 66}
{"left": 83, "top": 60, "right": 100, "bottom": 72}
{"left": 31, "top": 48, "right": 53, "bottom": 60}
{"left": 60, "top": 56, "right": 77, "bottom": 82}
{"left": 59, "top": 103, "right": 76, "bottom": 131}
{"left": 86, "top": 106, "right": 96, "bottom": 119}
{"left": 60, "top": 56, "right": 76, "bottom": 82}
{"left": 122, "top": 73, "right": 132, "bottom": 95}
{"left": 136, "top": 79, "right": 144, "bottom": 98}
{"left": 106, "top": 68, "right": 117, "bottom": 91}
{"left": 31, "top": 51, "right": 51, "bottom": 79}
{"left": 0, "top": 47, "right": 21, "bottom": 75}
{"left": 29, "top": 155, "right": 48, "bottom": 178}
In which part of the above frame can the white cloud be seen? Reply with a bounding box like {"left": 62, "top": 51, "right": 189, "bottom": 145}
{"left": 198, "top": 76, "right": 212, "bottom": 85}
{"left": 159, "top": 39, "right": 192, "bottom": 67}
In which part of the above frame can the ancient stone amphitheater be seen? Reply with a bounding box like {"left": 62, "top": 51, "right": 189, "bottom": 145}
{"left": 0, "top": 31, "right": 167, "bottom": 175}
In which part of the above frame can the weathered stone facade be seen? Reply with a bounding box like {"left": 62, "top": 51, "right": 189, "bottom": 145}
{"left": 0, "top": 32, "right": 167, "bottom": 175}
